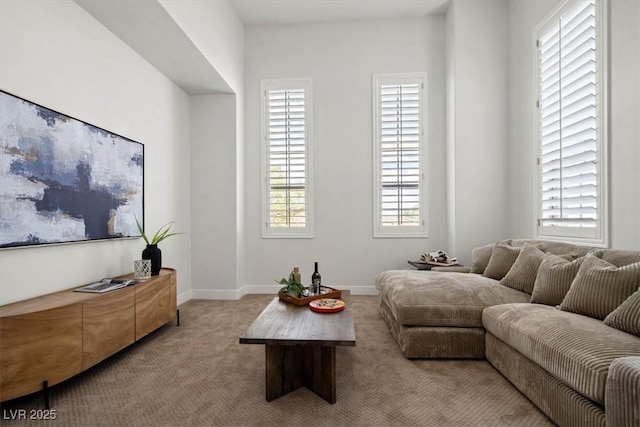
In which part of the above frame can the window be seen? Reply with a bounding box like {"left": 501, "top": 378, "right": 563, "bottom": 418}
{"left": 535, "top": 0, "right": 608, "bottom": 245}
{"left": 373, "top": 73, "right": 427, "bottom": 237}
{"left": 261, "top": 79, "right": 313, "bottom": 238}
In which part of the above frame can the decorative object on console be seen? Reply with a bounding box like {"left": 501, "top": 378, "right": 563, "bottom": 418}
{"left": 142, "top": 245, "right": 161, "bottom": 276}
{"left": 0, "top": 91, "right": 144, "bottom": 248}
{"left": 135, "top": 217, "right": 181, "bottom": 276}
{"left": 74, "top": 277, "right": 138, "bottom": 293}
{"left": 134, "top": 259, "right": 152, "bottom": 280}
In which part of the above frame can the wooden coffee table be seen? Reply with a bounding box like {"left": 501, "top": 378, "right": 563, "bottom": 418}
{"left": 239, "top": 292, "right": 356, "bottom": 404}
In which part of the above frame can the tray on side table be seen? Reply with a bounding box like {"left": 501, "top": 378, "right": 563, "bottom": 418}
{"left": 278, "top": 286, "right": 342, "bottom": 306}
{"left": 408, "top": 260, "right": 460, "bottom": 270}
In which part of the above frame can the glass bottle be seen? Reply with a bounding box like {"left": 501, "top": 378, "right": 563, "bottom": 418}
{"left": 312, "top": 261, "right": 321, "bottom": 295}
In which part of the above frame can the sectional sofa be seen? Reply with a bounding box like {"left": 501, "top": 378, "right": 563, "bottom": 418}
{"left": 376, "top": 239, "right": 640, "bottom": 426}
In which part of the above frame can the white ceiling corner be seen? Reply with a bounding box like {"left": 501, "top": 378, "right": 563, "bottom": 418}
{"left": 229, "top": 0, "right": 451, "bottom": 26}
{"left": 75, "top": 0, "right": 232, "bottom": 95}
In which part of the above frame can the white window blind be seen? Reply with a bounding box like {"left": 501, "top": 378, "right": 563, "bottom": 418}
{"left": 536, "top": 0, "right": 607, "bottom": 244}
{"left": 261, "top": 79, "right": 313, "bottom": 237}
{"left": 373, "top": 74, "right": 427, "bottom": 237}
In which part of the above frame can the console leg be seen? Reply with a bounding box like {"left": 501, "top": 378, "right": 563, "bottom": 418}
{"left": 42, "top": 380, "right": 50, "bottom": 410}
{"left": 176, "top": 309, "right": 180, "bottom": 326}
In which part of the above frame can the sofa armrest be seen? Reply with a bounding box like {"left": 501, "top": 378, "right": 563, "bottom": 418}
{"left": 430, "top": 266, "right": 471, "bottom": 273}
{"left": 606, "top": 356, "right": 640, "bottom": 427}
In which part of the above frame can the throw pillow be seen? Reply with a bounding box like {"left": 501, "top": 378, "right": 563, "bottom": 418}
{"left": 483, "top": 243, "right": 522, "bottom": 281}
{"left": 604, "top": 289, "right": 640, "bottom": 337}
{"left": 470, "top": 243, "right": 494, "bottom": 274}
{"left": 601, "top": 250, "right": 640, "bottom": 267}
{"left": 500, "top": 243, "right": 546, "bottom": 294}
{"left": 530, "top": 253, "right": 585, "bottom": 306}
{"left": 560, "top": 254, "right": 640, "bottom": 320}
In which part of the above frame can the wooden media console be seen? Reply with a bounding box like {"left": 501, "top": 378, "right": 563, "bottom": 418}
{"left": 0, "top": 268, "right": 177, "bottom": 403}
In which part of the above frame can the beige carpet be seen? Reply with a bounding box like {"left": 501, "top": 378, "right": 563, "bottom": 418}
{"left": 1, "top": 295, "right": 553, "bottom": 426}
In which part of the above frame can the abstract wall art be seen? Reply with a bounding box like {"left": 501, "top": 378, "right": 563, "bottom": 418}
{"left": 0, "top": 91, "right": 144, "bottom": 248}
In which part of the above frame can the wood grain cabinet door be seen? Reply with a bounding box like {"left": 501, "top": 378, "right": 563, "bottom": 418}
{"left": 135, "top": 271, "right": 176, "bottom": 340}
{"left": 82, "top": 287, "right": 135, "bottom": 370}
{"left": 0, "top": 304, "right": 83, "bottom": 401}
{"left": 0, "top": 268, "right": 177, "bottom": 403}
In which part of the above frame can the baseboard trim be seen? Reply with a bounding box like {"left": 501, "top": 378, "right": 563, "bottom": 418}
{"left": 188, "top": 285, "right": 378, "bottom": 301}
{"left": 191, "top": 289, "right": 241, "bottom": 300}
{"left": 347, "top": 286, "right": 379, "bottom": 296}
{"left": 240, "top": 284, "right": 282, "bottom": 296}
{"left": 177, "top": 289, "right": 192, "bottom": 305}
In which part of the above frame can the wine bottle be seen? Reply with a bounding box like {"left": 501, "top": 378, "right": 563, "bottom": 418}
{"left": 312, "top": 261, "right": 321, "bottom": 295}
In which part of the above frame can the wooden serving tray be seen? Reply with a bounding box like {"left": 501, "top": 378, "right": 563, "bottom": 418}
{"left": 278, "top": 286, "right": 342, "bottom": 306}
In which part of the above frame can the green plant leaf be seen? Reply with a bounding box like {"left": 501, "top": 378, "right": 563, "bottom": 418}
{"left": 276, "top": 270, "right": 308, "bottom": 298}
{"left": 134, "top": 215, "right": 150, "bottom": 245}
{"left": 151, "top": 222, "right": 172, "bottom": 244}
{"left": 134, "top": 216, "right": 182, "bottom": 246}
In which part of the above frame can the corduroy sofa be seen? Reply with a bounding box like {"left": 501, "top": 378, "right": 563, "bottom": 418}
{"left": 375, "top": 239, "right": 640, "bottom": 426}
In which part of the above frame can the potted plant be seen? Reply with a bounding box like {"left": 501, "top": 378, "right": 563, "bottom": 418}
{"left": 135, "top": 217, "right": 182, "bottom": 276}
{"left": 276, "top": 270, "right": 307, "bottom": 298}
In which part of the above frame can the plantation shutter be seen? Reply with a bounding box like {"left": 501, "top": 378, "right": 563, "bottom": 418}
{"left": 373, "top": 74, "right": 427, "bottom": 237}
{"left": 379, "top": 83, "right": 421, "bottom": 227}
{"left": 265, "top": 83, "right": 309, "bottom": 232}
{"left": 538, "top": 0, "right": 598, "bottom": 231}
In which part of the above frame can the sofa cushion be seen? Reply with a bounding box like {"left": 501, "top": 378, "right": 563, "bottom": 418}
{"left": 604, "top": 289, "right": 640, "bottom": 337}
{"left": 500, "top": 243, "right": 546, "bottom": 294}
{"left": 375, "top": 270, "right": 530, "bottom": 327}
{"left": 483, "top": 303, "right": 640, "bottom": 405}
{"left": 483, "top": 243, "right": 522, "bottom": 280}
{"left": 541, "top": 241, "right": 591, "bottom": 258}
{"left": 530, "top": 253, "right": 585, "bottom": 306}
{"left": 506, "top": 239, "right": 593, "bottom": 259}
{"left": 470, "top": 243, "right": 495, "bottom": 274}
{"left": 470, "top": 239, "right": 587, "bottom": 276}
{"left": 560, "top": 254, "right": 640, "bottom": 320}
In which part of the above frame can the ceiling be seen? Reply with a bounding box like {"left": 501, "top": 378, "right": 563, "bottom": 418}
{"left": 228, "top": 0, "right": 451, "bottom": 26}
{"left": 76, "top": 0, "right": 231, "bottom": 94}
{"left": 74, "top": 0, "right": 451, "bottom": 95}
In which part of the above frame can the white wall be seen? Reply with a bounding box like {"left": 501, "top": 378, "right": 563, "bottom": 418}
{"left": 445, "top": 3, "right": 457, "bottom": 256}
{"left": 190, "top": 94, "right": 242, "bottom": 299}
{"left": 445, "top": 0, "right": 509, "bottom": 260}
{"left": 244, "top": 17, "right": 447, "bottom": 293}
{"left": 161, "top": 0, "right": 246, "bottom": 298}
{"left": 0, "top": 0, "right": 192, "bottom": 305}
{"left": 507, "top": 0, "right": 640, "bottom": 250}
{"left": 609, "top": 0, "right": 640, "bottom": 249}
{"left": 506, "top": 0, "right": 558, "bottom": 241}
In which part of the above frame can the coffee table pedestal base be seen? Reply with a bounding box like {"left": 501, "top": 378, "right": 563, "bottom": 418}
{"left": 265, "top": 344, "right": 336, "bottom": 404}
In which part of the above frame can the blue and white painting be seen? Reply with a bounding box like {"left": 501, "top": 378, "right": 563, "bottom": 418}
{"left": 0, "top": 91, "right": 144, "bottom": 248}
